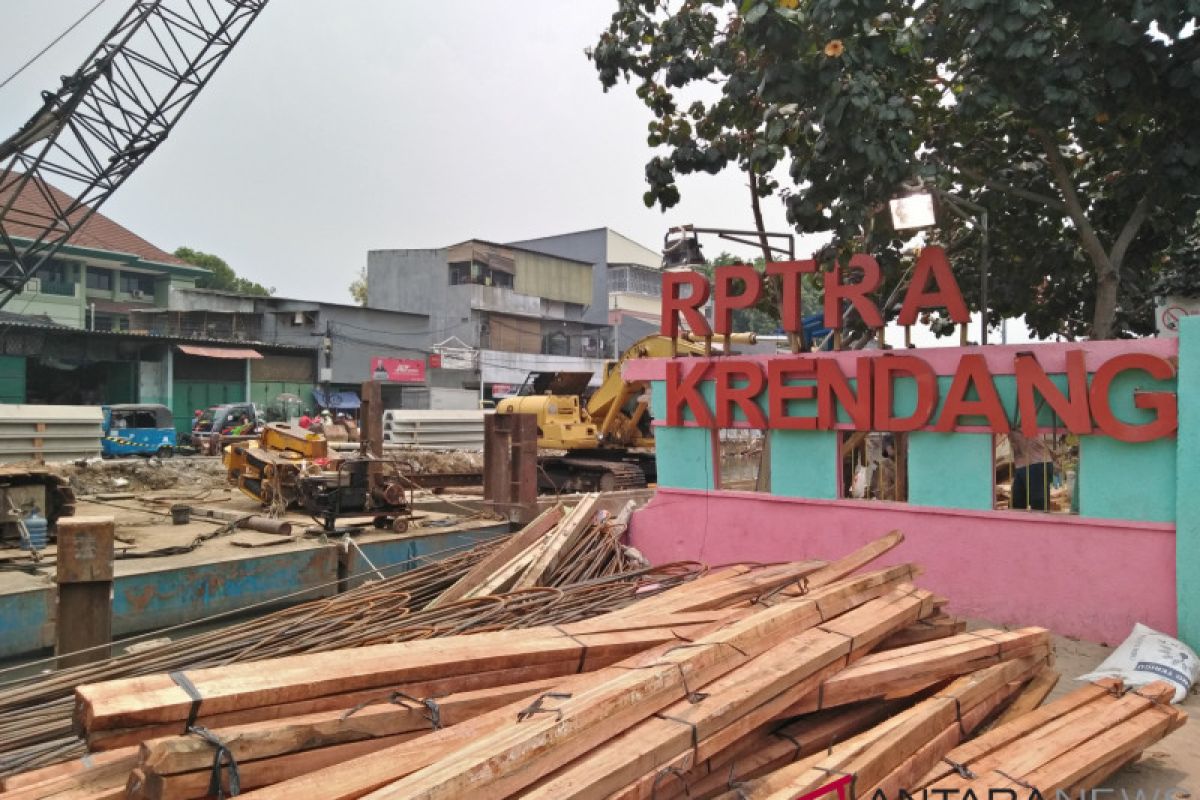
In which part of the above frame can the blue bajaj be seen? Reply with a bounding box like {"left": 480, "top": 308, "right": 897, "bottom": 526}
{"left": 102, "top": 404, "right": 177, "bottom": 458}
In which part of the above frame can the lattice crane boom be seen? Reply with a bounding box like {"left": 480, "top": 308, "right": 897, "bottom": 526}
{"left": 0, "top": 0, "right": 270, "bottom": 310}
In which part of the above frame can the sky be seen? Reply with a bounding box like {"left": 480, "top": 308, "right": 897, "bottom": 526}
{"left": 0, "top": 0, "right": 809, "bottom": 305}
{"left": 0, "top": 0, "right": 1035, "bottom": 346}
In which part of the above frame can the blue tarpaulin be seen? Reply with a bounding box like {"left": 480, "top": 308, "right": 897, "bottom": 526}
{"left": 312, "top": 388, "right": 361, "bottom": 410}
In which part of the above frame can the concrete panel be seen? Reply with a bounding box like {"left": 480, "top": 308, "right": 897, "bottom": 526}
{"left": 909, "top": 431, "right": 994, "bottom": 510}
{"left": 655, "top": 427, "right": 715, "bottom": 490}
{"left": 770, "top": 429, "right": 838, "bottom": 499}
{"left": 0, "top": 405, "right": 103, "bottom": 463}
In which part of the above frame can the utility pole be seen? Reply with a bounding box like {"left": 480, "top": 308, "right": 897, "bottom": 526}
{"left": 322, "top": 321, "right": 333, "bottom": 411}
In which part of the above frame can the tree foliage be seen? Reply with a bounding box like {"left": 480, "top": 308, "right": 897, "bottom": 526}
{"left": 591, "top": 0, "right": 1200, "bottom": 339}
{"left": 174, "top": 247, "right": 272, "bottom": 296}
{"left": 348, "top": 267, "right": 368, "bottom": 306}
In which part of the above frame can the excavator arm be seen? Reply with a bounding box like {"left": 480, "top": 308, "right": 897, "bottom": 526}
{"left": 0, "top": 0, "right": 270, "bottom": 309}
{"left": 585, "top": 332, "right": 757, "bottom": 447}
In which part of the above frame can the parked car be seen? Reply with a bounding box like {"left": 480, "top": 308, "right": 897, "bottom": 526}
{"left": 191, "top": 403, "right": 262, "bottom": 455}
{"left": 102, "top": 404, "right": 176, "bottom": 458}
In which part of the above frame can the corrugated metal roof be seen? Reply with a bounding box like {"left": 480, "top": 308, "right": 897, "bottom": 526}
{"left": 0, "top": 314, "right": 312, "bottom": 351}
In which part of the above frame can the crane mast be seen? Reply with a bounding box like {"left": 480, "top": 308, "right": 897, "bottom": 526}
{"left": 0, "top": 0, "right": 270, "bottom": 310}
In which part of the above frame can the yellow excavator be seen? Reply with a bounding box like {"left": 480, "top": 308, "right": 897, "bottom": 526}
{"left": 496, "top": 332, "right": 756, "bottom": 492}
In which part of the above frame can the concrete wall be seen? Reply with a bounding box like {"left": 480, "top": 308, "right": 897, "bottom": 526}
{"left": 266, "top": 304, "right": 429, "bottom": 385}
{"left": 626, "top": 336, "right": 1195, "bottom": 648}
{"left": 368, "top": 248, "right": 475, "bottom": 347}
{"left": 606, "top": 229, "right": 662, "bottom": 269}
{"left": 507, "top": 228, "right": 609, "bottom": 326}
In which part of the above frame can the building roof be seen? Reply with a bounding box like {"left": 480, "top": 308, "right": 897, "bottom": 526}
{"left": 0, "top": 310, "right": 312, "bottom": 351}
{"left": 451, "top": 238, "right": 593, "bottom": 266}
{"left": 1, "top": 174, "right": 190, "bottom": 268}
{"left": 173, "top": 286, "right": 430, "bottom": 316}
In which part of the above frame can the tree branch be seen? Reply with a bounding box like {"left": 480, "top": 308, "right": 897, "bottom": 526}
{"left": 1032, "top": 127, "right": 1113, "bottom": 275}
{"left": 1107, "top": 190, "right": 1154, "bottom": 272}
{"left": 956, "top": 167, "right": 1067, "bottom": 213}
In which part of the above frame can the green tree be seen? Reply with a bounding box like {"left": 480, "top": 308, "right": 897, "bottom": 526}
{"left": 174, "top": 247, "right": 272, "bottom": 296}
{"left": 592, "top": 0, "right": 1200, "bottom": 340}
{"left": 348, "top": 267, "right": 368, "bottom": 306}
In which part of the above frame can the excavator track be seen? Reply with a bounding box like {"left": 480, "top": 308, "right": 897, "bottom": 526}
{"left": 539, "top": 457, "right": 647, "bottom": 493}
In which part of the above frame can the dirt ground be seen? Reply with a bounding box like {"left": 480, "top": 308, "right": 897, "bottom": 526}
{"left": 47, "top": 449, "right": 483, "bottom": 497}
{"left": 969, "top": 620, "right": 1199, "bottom": 794}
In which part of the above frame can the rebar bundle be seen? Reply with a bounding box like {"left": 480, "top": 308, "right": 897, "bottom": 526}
{"left": 0, "top": 521, "right": 704, "bottom": 777}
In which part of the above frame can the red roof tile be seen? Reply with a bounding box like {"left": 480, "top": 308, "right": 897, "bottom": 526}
{"left": 1, "top": 174, "right": 189, "bottom": 267}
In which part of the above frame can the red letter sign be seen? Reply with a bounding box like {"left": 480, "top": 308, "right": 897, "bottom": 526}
{"left": 874, "top": 355, "right": 938, "bottom": 432}
{"left": 665, "top": 360, "right": 715, "bottom": 427}
{"left": 816, "top": 358, "right": 873, "bottom": 430}
{"left": 897, "top": 246, "right": 969, "bottom": 326}
{"left": 824, "top": 254, "right": 884, "bottom": 329}
{"left": 936, "top": 354, "right": 1010, "bottom": 432}
{"left": 1089, "top": 354, "right": 1178, "bottom": 442}
{"left": 714, "top": 360, "right": 767, "bottom": 428}
{"left": 766, "top": 260, "right": 818, "bottom": 334}
{"left": 1015, "top": 350, "right": 1093, "bottom": 436}
{"left": 713, "top": 264, "right": 763, "bottom": 336}
{"left": 661, "top": 271, "right": 712, "bottom": 338}
{"left": 767, "top": 359, "right": 818, "bottom": 430}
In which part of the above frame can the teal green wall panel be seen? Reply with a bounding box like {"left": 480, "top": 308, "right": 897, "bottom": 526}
{"left": 252, "top": 381, "right": 313, "bottom": 411}
{"left": 1175, "top": 316, "right": 1200, "bottom": 650}
{"left": 908, "top": 431, "right": 994, "bottom": 510}
{"left": 1080, "top": 435, "right": 1175, "bottom": 522}
{"left": 655, "top": 426, "right": 715, "bottom": 490}
{"left": 172, "top": 381, "right": 244, "bottom": 433}
{"left": 770, "top": 429, "right": 838, "bottom": 499}
{"left": 0, "top": 356, "right": 26, "bottom": 403}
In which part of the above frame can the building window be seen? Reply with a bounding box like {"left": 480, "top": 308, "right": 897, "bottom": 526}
{"left": 841, "top": 431, "right": 908, "bottom": 502}
{"left": 449, "top": 261, "right": 513, "bottom": 289}
{"left": 121, "top": 273, "right": 155, "bottom": 296}
{"left": 86, "top": 267, "right": 113, "bottom": 292}
{"left": 39, "top": 260, "right": 75, "bottom": 296}
{"left": 544, "top": 331, "right": 570, "bottom": 356}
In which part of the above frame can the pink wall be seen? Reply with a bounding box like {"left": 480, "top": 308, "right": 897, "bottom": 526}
{"left": 629, "top": 489, "right": 1176, "bottom": 646}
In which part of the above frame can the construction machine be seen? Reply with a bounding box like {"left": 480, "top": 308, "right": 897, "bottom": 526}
{"left": 225, "top": 383, "right": 481, "bottom": 532}
{"left": 496, "top": 332, "right": 757, "bottom": 492}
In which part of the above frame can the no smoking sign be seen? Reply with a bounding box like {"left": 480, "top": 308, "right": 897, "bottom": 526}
{"left": 1161, "top": 305, "right": 1191, "bottom": 332}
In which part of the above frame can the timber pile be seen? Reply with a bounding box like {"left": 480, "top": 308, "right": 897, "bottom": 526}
{"left": 1, "top": 531, "right": 1187, "bottom": 799}
{"left": 0, "top": 497, "right": 685, "bottom": 778}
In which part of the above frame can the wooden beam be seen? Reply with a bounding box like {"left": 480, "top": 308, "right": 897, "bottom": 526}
{"left": 55, "top": 516, "right": 115, "bottom": 669}
{"left": 427, "top": 503, "right": 564, "bottom": 608}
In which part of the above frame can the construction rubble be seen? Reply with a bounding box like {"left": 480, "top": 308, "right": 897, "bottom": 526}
{"left": 0, "top": 504, "right": 1187, "bottom": 799}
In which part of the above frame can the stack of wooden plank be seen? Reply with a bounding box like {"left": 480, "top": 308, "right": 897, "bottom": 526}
{"left": 916, "top": 678, "right": 1187, "bottom": 796}
{"left": 429, "top": 495, "right": 633, "bottom": 604}
{"left": 3, "top": 529, "right": 1188, "bottom": 800}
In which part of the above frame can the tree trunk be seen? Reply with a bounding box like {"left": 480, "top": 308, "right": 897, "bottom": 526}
{"left": 1092, "top": 268, "right": 1120, "bottom": 340}
{"left": 1033, "top": 129, "right": 1125, "bottom": 339}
